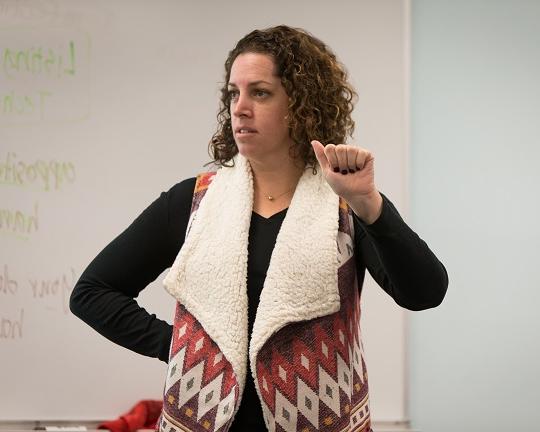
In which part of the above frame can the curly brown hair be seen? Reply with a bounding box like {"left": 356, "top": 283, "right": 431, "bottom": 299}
{"left": 207, "top": 25, "right": 357, "bottom": 171}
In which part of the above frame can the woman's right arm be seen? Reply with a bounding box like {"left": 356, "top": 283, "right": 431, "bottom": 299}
{"left": 69, "top": 177, "right": 197, "bottom": 363}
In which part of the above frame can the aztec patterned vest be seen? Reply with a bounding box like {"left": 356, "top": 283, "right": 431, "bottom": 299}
{"left": 157, "top": 167, "right": 372, "bottom": 432}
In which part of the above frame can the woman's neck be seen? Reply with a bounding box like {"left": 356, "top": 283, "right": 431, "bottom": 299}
{"left": 249, "top": 156, "right": 306, "bottom": 198}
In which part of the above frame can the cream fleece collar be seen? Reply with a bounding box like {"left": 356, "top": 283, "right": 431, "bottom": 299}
{"left": 163, "top": 154, "right": 341, "bottom": 402}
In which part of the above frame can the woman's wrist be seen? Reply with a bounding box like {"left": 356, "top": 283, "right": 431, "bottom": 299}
{"left": 346, "top": 190, "right": 383, "bottom": 225}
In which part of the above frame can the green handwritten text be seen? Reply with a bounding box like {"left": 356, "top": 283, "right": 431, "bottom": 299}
{"left": 0, "top": 202, "right": 39, "bottom": 237}
{"left": 2, "top": 40, "right": 75, "bottom": 79}
{"left": 0, "top": 153, "right": 76, "bottom": 191}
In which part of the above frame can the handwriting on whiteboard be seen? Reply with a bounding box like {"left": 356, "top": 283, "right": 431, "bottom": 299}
{"left": 1, "top": 41, "right": 75, "bottom": 79}
{"left": 0, "top": 202, "right": 39, "bottom": 238}
{"left": 29, "top": 267, "right": 77, "bottom": 315}
{"left": 0, "top": 265, "right": 78, "bottom": 341}
{"left": 0, "top": 27, "right": 90, "bottom": 123}
{"left": 0, "top": 263, "right": 17, "bottom": 295}
{"left": 0, "top": 308, "right": 23, "bottom": 340}
{"left": 0, "top": 89, "right": 52, "bottom": 117}
{"left": 0, "top": 152, "right": 76, "bottom": 191}
{"left": 0, "top": 0, "right": 57, "bottom": 22}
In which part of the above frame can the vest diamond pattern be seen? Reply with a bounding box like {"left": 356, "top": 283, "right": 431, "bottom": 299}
{"left": 160, "top": 302, "right": 239, "bottom": 432}
{"left": 254, "top": 250, "right": 370, "bottom": 432}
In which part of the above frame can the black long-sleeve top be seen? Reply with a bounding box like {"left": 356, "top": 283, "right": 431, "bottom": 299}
{"left": 70, "top": 177, "right": 448, "bottom": 430}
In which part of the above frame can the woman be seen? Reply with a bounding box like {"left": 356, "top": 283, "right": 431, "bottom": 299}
{"left": 70, "top": 25, "right": 448, "bottom": 432}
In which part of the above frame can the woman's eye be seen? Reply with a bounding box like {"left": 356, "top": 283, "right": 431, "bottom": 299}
{"left": 227, "top": 89, "right": 269, "bottom": 101}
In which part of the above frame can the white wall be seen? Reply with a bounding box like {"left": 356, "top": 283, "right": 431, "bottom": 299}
{"left": 409, "top": 1, "right": 540, "bottom": 430}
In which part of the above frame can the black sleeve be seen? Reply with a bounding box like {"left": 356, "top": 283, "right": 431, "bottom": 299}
{"left": 353, "top": 192, "right": 448, "bottom": 311}
{"left": 69, "top": 177, "right": 197, "bottom": 363}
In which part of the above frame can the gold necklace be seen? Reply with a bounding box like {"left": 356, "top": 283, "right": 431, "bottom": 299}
{"left": 265, "top": 187, "right": 294, "bottom": 201}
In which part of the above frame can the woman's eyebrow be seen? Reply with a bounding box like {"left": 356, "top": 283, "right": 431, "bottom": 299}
{"left": 227, "top": 80, "right": 273, "bottom": 87}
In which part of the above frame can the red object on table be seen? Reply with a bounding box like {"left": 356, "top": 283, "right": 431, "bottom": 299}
{"left": 98, "top": 400, "right": 163, "bottom": 432}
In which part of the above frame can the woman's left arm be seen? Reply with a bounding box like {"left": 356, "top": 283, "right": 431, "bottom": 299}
{"left": 310, "top": 140, "right": 448, "bottom": 310}
{"left": 352, "top": 192, "right": 449, "bottom": 311}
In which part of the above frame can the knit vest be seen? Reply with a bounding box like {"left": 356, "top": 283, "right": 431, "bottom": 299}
{"left": 157, "top": 171, "right": 372, "bottom": 432}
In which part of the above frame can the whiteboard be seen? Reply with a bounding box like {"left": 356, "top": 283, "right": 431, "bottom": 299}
{"left": 0, "top": 0, "right": 409, "bottom": 422}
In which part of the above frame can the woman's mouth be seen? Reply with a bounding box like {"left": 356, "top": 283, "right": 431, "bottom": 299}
{"left": 235, "top": 127, "right": 258, "bottom": 135}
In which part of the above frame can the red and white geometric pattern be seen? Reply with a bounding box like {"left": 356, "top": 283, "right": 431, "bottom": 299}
{"left": 254, "top": 291, "right": 371, "bottom": 432}
{"left": 159, "top": 303, "right": 239, "bottom": 432}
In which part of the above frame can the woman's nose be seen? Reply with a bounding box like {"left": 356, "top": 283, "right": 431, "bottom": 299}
{"left": 232, "top": 93, "right": 252, "bottom": 117}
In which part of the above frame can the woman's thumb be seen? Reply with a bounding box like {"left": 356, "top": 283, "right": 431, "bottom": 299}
{"left": 311, "top": 140, "right": 329, "bottom": 170}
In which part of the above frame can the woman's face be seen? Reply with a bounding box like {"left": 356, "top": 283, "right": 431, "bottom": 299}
{"left": 228, "top": 52, "right": 294, "bottom": 164}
